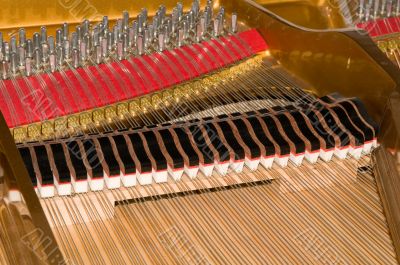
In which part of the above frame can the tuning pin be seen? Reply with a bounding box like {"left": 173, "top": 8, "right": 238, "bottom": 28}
{"left": 132, "top": 20, "right": 139, "bottom": 34}
{"left": 177, "top": 2, "right": 183, "bottom": 20}
{"left": 183, "top": 21, "right": 189, "bottom": 40}
{"left": 48, "top": 36, "right": 55, "bottom": 54}
{"left": 166, "top": 19, "right": 172, "bottom": 35}
{"left": 122, "top": 32, "right": 129, "bottom": 54}
{"left": 18, "top": 46, "right": 25, "bottom": 67}
{"left": 71, "top": 32, "right": 78, "bottom": 51}
{"left": 33, "top": 33, "right": 40, "bottom": 51}
{"left": 34, "top": 49, "right": 42, "bottom": 69}
{"left": 122, "top": 11, "right": 129, "bottom": 32}
{"left": 138, "top": 14, "right": 144, "bottom": 33}
{"left": 213, "top": 18, "right": 220, "bottom": 37}
{"left": 101, "top": 37, "right": 108, "bottom": 58}
{"left": 144, "top": 28, "right": 150, "bottom": 49}
{"left": 19, "top": 28, "right": 26, "bottom": 48}
{"left": 191, "top": 0, "right": 199, "bottom": 17}
{"left": 83, "top": 34, "right": 91, "bottom": 54}
{"left": 365, "top": 1, "right": 372, "bottom": 20}
{"left": 3, "top": 42, "right": 9, "bottom": 62}
{"left": 62, "top": 22, "right": 69, "bottom": 41}
{"left": 26, "top": 40, "right": 33, "bottom": 58}
{"left": 100, "top": 24, "right": 107, "bottom": 39}
{"left": 204, "top": 6, "right": 211, "bottom": 26}
{"left": 395, "top": 0, "right": 400, "bottom": 16}
{"left": 207, "top": 0, "right": 214, "bottom": 9}
{"left": 102, "top": 16, "right": 109, "bottom": 32}
{"left": 178, "top": 29, "right": 184, "bottom": 47}
{"left": 95, "top": 45, "right": 102, "bottom": 63}
{"left": 128, "top": 26, "right": 135, "bottom": 48}
{"left": 158, "top": 33, "right": 165, "bottom": 52}
{"left": 49, "top": 52, "right": 56, "bottom": 72}
{"left": 25, "top": 57, "right": 32, "bottom": 76}
{"left": 141, "top": 8, "right": 148, "bottom": 25}
{"left": 159, "top": 5, "right": 166, "bottom": 23}
{"left": 80, "top": 41, "right": 87, "bottom": 61}
{"left": 163, "top": 24, "right": 170, "bottom": 44}
{"left": 196, "top": 23, "right": 203, "bottom": 42}
{"left": 117, "top": 41, "right": 123, "bottom": 60}
{"left": 172, "top": 8, "right": 179, "bottom": 31}
{"left": 373, "top": 0, "right": 380, "bottom": 19}
{"left": 358, "top": 0, "right": 365, "bottom": 19}
{"left": 41, "top": 26, "right": 47, "bottom": 44}
{"left": 231, "top": 13, "right": 238, "bottom": 33}
{"left": 10, "top": 53, "right": 17, "bottom": 74}
{"left": 137, "top": 34, "right": 144, "bottom": 55}
{"left": 0, "top": 33, "right": 3, "bottom": 56}
{"left": 56, "top": 46, "right": 64, "bottom": 67}
{"left": 56, "top": 29, "right": 63, "bottom": 47}
{"left": 152, "top": 16, "right": 159, "bottom": 33}
{"left": 76, "top": 25, "right": 83, "bottom": 43}
{"left": 386, "top": 0, "right": 394, "bottom": 16}
{"left": 107, "top": 31, "right": 114, "bottom": 52}
{"left": 10, "top": 37, "right": 17, "bottom": 54}
{"left": 148, "top": 25, "right": 155, "bottom": 47}
{"left": 93, "top": 26, "right": 100, "bottom": 47}
{"left": 219, "top": 7, "right": 225, "bottom": 25}
{"left": 188, "top": 11, "right": 195, "bottom": 29}
{"left": 41, "top": 43, "right": 49, "bottom": 63}
{"left": 218, "top": 14, "right": 224, "bottom": 35}
{"left": 82, "top": 19, "right": 90, "bottom": 35}
{"left": 113, "top": 25, "right": 119, "bottom": 46}
{"left": 1, "top": 61, "right": 9, "bottom": 79}
{"left": 148, "top": 24, "right": 154, "bottom": 42}
{"left": 380, "top": 0, "right": 386, "bottom": 17}
{"left": 200, "top": 16, "right": 206, "bottom": 36}
{"left": 63, "top": 40, "right": 70, "bottom": 60}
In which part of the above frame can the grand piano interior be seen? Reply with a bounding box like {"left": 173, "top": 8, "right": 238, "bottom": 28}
{"left": 1, "top": 0, "right": 400, "bottom": 264}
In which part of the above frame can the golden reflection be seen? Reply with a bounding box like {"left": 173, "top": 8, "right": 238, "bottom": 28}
{"left": 254, "top": 0, "right": 351, "bottom": 29}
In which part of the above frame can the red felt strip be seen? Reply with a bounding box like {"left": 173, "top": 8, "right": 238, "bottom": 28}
{"left": 219, "top": 36, "right": 242, "bottom": 61}
{"left": 208, "top": 39, "right": 234, "bottom": 65}
{"left": 77, "top": 68, "right": 107, "bottom": 106}
{"left": 64, "top": 70, "right": 92, "bottom": 109}
{"left": 1, "top": 29, "right": 268, "bottom": 128}
{"left": 163, "top": 50, "right": 190, "bottom": 81}
{"left": 120, "top": 59, "right": 147, "bottom": 96}
{"left": 153, "top": 52, "right": 180, "bottom": 85}
{"left": 3, "top": 80, "right": 27, "bottom": 125}
{"left": 238, "top": 29, "right": 268, "bottom": 53}
{"left": 357, "top": 17, "right": 400, "bottom": 37}
{"left": 98, "top": 63, "right": 127, "bottom": 101}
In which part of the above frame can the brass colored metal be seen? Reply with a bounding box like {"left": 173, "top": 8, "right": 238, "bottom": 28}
{"left": 117, "top": 103, "right": 129, "bottom": 119}
{"left": 374, "top": 37, "right": 400, "bottom": 68}
{"left": 105, "top": 106, "right": 117, "bottom": 121}
{"left": 67, "top": 115, "right": 80, "bottom": 129}
{"left": 27, "top": 124, "right": 41, "bottom": 140}
{"left": 79, "top": 112, "right": 92, "bottom": 127}
{"left": 373, "top": 92, "right": 400, "bottom": 264}
{"left": 255, "top": 0, "right": 351, "bottom": 29}
{"left": 93, "top": 109, "right": 105, "bottom": 124}
{"left": 0, "top": 112, "right": 65, "bottom": 264}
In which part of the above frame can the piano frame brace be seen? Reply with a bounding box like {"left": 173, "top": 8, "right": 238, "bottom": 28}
{"left": 0, "top": 112, "right": 65, "bottom": 265}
